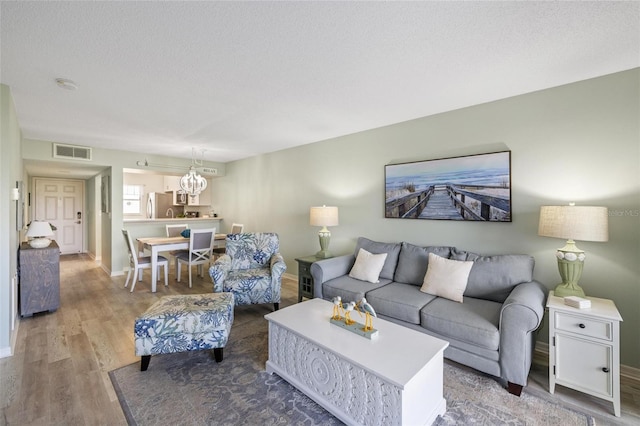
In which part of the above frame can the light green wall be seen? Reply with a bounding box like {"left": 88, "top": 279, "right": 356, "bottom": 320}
{"left": 211, "top": 69, "right": 640, "bottom": 368}
{"left": 0, "top": 84, "right": 23, "bottom": 354}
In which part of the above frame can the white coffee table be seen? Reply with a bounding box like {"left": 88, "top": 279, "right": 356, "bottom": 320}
{"left": 265, "top": 298, "right": 449, "bottom": 426}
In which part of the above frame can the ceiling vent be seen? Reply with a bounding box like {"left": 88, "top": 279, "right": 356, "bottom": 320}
{"left": 53, "top": 143, "right": 92, "bottom": 161}
{"left": 196, "top": 167, "right": 218, "bottom": 176}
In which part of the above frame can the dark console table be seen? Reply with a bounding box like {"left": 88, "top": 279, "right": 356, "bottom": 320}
{"left": 295, "top": 255, "right": 336, "bottom": 302}
{"left": 19, "top": 241, "right": 60, "bottom": 317}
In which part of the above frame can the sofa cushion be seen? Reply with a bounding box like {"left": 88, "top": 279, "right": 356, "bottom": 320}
{"left": 420, "top": 297, "right": 501, "bottom": 351}
{"left": 451, "top": 249, "right": 535, "bottom": 303}
{"left": 394, "top": 242, "right": 453, "bottom": 285}
{"left": 366, "top": 282, "right": 436, "bottom": 324}
{"left": 420, "top": 253, "right": 473, "bottom": 303}
{"left": 322, "top": 275, "right": 391, "bottom": 304}
{"left": 355, "top": 237, "right": 401, "bottom": 280}
{"left": 349, "top": 248, "right": 388, "bottom": 283}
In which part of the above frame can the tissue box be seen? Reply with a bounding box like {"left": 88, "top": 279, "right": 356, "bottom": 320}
{"left": 564, "top": 296, "right": 591, "bottom": 309}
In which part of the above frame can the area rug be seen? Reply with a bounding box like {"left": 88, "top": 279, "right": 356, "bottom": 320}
{"left": 110, "top": 314, "right": 595, "bottom": 426}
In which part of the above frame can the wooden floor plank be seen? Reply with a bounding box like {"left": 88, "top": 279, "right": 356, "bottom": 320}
{"left": 48, "top": 358, "right": 84, "bottom": 426}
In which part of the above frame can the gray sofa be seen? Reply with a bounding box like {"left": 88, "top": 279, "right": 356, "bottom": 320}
{"left": 310, "top": 237, "right": 547, "bottom": 396}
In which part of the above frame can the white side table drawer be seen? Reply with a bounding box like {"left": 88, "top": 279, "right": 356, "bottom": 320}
{"left": 555, "top": 311, "right": 613, "bottom": 341}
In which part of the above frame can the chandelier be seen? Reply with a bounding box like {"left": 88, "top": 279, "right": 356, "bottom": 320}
{"left": 179, "top": 148, "right": 208, "bottom": 197}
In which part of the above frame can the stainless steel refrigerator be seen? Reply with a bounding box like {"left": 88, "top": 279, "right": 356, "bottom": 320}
{"left": 146, "top": 192, "right": 174, "bottom": 219}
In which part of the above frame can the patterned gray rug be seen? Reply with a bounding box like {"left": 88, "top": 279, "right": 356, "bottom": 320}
{"left": 109, "top": 309, "right": 595, "bottom": 426}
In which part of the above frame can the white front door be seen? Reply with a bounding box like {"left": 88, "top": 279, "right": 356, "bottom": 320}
{"left": 34, "top": 178, "right": 84, "bottom": 254}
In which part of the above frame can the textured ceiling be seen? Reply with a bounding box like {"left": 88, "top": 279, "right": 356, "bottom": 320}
{"left": 2, "top": 1, "right": 639, "bottom": 170}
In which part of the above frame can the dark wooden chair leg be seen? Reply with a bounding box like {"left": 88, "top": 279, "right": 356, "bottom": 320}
{"left": 274, "top": 303, "right": 279, "bottom": 311}
{"left": 140, "top": 355, "right": 151, "bottom": 371}
{"left": 507, "top": 382, "right": 523, "bottom": 396}
{"left": 214, "top": 348, "right": 223, "bottom": 363}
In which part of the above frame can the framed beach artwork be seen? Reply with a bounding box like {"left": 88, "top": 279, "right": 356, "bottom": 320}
{"left": 385, "top": 151, "right": 511, "bottom": 222}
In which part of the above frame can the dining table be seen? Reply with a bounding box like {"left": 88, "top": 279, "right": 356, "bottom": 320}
{"left": 136, "top": 233, "right": 226, "bottom": 292}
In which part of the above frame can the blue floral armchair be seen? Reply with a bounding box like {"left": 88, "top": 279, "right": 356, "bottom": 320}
{"left": 209, "top": 233, "right": 286, "bottom": 310}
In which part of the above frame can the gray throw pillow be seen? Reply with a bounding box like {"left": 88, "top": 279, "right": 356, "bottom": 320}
{"left": 394, "top": 242, "right": 453, "bottom": 285}
{"left": 452, "top": 248, "right": 534, "bottom": 303}
{"left": 354, "top": 237, "right": 401, "bottom": 280}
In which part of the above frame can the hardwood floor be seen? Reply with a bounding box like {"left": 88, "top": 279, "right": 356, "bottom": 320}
{"left": 1, "top": 254, "right": 638, "bottom": 425}
{"left": 529, "top": 348, "right": 640, "bottom": 425}
{"left": 0, "top": 254, "right": 298, "bottom": 425}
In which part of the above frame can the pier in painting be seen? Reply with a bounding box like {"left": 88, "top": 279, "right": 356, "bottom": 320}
{"left": 385, "top": 183, "right": 510, "bottom": 221}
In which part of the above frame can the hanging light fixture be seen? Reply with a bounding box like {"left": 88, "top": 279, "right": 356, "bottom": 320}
{"left": 179, "top": 148, "right": 208, "bottom": 197}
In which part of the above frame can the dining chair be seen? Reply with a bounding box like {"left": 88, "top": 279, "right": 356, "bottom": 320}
{"left": 122, "top": 229, "right": 169, "bottom": 292}
{"left": 230, "top": 223, "right": 244, "bottom": 234}
{"left": 165, "top": 223, "right": 189, "bottom": 266}
{"left": 176, "top": 227, "right": 217, "bottom": 288}
{"left": 166, "top": 223, "right": 188, "bottom": 237}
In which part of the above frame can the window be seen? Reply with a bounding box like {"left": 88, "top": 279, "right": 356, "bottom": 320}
{"left": 123, "top": 185, "right": 143, "bottom": 215}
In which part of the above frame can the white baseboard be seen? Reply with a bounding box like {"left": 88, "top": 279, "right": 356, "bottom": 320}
{"left": 0, "top": 346, "right": 11, "bottom": 358}
{"left": 535, "top": 341, "right": 640, "bottom": 382}
{"left": 535, "top": 341, "right": 549, "bottom": 356}
{"left": 0, "top": 313, "right": 21, "bottom": 359}
{"left": 99, "top": 263, "right": 113, "bottom": 277}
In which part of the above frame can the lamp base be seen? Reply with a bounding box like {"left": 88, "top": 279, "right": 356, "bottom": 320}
{"left": 315, "top": 250, "right": 332, "bottom": 259}
{"left": 316, "top": 228, "right": 331, "bottom": 259}
{"left": 29, "top": 237, "right": 52, "bottom": 249}
{"left": 553, "top": 283, "right": 586, "bottom": 298}
{"left": 553, "top": 252, "right": 586, "bottom": 298}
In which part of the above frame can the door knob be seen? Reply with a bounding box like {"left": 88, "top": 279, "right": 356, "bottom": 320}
{"left": 602, "top": 367, "right": 610, "bottom": 373}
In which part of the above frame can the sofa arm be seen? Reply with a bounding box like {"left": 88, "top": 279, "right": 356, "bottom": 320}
{"left": 310, "top": 254, "right": 355, "bottom": 299}
{"left": 209, "top": 254, "right": 232, "bottom": 293}
{"left": 499, "top": 280, "right": 547, "bottom": 387}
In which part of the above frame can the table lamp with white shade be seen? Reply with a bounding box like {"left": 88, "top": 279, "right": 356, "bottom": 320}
{"left": 538, "top": 203, "right": 608, "bottom": 298}
{"left": 310, "top": 205, "right": 339, "bottom": 259}
{"left": 26, "top": 221, "right": 55, "bottom": 248}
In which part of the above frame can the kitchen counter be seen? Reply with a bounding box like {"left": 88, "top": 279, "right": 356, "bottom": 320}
{"left": 123, "top": 217, "right": 223, "bottom": 223}
{"left": 123, "top": 217, "right": 225, "bottom": 241}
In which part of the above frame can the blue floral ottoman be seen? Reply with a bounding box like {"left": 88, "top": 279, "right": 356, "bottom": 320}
{"left": 134, "top": 292, "right": 234, "bottom": 371}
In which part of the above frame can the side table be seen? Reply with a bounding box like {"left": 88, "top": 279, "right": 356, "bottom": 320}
{"left": 19, "top": 241, "right": 60, "bottom": 317}
{"left": 295, "top": 255, "right": 325, "bottom": 302}
{"left": 546, "top": 291, "right": 623, "bottom": 417}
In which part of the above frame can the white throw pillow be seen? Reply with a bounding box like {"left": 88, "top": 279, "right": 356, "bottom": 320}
{"left": 420, "top": 253, "right": 473, "bottom": 303}
{"left": 349, "top": 248, "right": 388, "bottom": 284}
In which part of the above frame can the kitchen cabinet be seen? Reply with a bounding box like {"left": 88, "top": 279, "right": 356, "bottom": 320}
{"left": 19, "top": 241, "right": 60, "bottom": 316}
{"left": 186, "top": 193, "right": 199, "bottom": 206}
{"left": 163, "top": 175, "right": 182, "bottom": 192}
{"left": 547, "top": 291, "right": 622, "bottom": 417}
